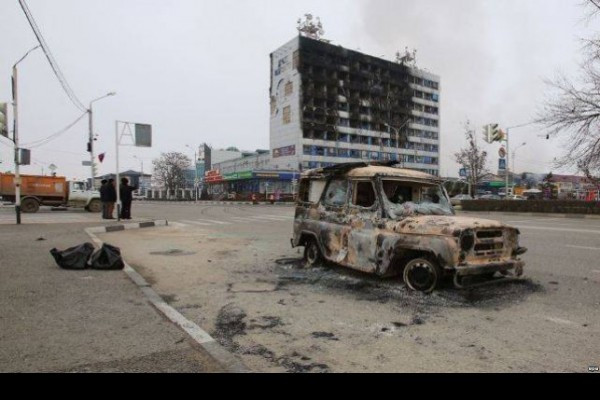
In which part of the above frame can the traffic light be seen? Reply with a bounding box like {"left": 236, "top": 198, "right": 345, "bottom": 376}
{"left": 0, "top": 102, "right": 8, "bottom": 138}
{"left": 490, "top": 124, "right": 505, "bottom": 142}
{"left": 87, "top": 141, "right": 92, "bottom": 152}
{"left": 483, "top": 123, "right": 505, "bottom": 143}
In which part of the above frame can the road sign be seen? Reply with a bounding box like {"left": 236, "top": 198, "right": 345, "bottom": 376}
{"left": 499, "top": 158, "right": 506, "bottom": 170}
{"left": 459, "top": 168, "right": 467, "bottom": 177}
{"left": 82, "top": 161, "right": 92, "bottom": 166}
{"left": 498, "top": 146, "right": 506, "bottom": 158}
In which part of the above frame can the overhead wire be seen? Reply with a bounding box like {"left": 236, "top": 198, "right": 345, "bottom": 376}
{"left": 18, "top": 0, "right": 87, "bottom": 113}
{"left": 21, "top": 111, "right": 87, "bottom": 148}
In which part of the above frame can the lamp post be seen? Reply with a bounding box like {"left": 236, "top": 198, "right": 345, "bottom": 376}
{"left": 88, "top": 92, "right": 116, "bottom": 189}
{"left": 186, "top": 145, "right": 198, "bottom": 202}
{"left": 504, "top": 122, "right": 535, "bottom": 198}
{"left": 511, "top": 142, "right": 526, "bottom": 190}
{"left": 12, "top": 45, "right": 40, "bottom": 225}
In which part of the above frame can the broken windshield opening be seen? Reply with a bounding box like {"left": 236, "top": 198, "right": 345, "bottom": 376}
{"left": 381, "top": 179, "right": 453, "bottom": 218}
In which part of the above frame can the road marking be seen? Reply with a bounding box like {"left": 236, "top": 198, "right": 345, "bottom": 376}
{"left": 516, "top": 225, "right": 600, "bottom": 235}
{"left": 566, "top": 245, "right": 600, "bottom": 251}
{"left": 180, "top": 219, "right": 213, "bottom": 226}
{"left": 195, "top": 218, "right": 231, "bottom": 225}
{"left": 544, "top": 316, "right": 576, "bottom": 326}
{"left": 591, "top": 270, "right": 600, "bottom": 274}
{"left": 84, "top": 226, "right": 249, "bottom": 372}
{"left": 248, "top": 215, "right": 290, "bottom": 221}
{"left": 229, "top": 217, "right": 259, "bottom": 222}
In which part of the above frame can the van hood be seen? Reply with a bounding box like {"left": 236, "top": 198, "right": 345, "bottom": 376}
{"left": 385, "top": 215, "right": 507, "bottom": 236}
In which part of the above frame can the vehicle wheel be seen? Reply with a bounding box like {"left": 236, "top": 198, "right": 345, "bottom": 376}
{"left": 403, "top": 257, "right": 443, "bottom": 293}
{"left": 21, "top": 198, "right": 40, "bottom": 213}
{"left": 87, "top": 199, "right": 102, "bottom": 213}
{"left": 304, "top": 239, "right": 322, "bottom": 267}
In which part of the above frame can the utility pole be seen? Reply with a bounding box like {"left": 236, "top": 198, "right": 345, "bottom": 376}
{"left": 12, "top": 45, "right": 40, "bottom": 225}
{"left": 13, "top": 64, "right": 21, "bottom": 225}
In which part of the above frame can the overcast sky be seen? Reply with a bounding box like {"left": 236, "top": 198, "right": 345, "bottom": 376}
{"left": 0, "top": 0, "right": 592, "bottom": 180}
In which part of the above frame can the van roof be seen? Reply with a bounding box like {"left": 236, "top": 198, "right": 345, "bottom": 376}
{"left": 301, "top": 162, "right": 440, "bottom": 182}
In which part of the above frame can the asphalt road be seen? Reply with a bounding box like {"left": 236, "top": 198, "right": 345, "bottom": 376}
{"left": 95, "top": 202, "right": 600, "bottom": 372}
{"left": 1, "top": 202, "right": 599, "bottom": 372}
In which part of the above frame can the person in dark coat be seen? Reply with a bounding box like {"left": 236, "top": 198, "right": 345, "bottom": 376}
{"left": 119, "top": 177, "right": 138, "bottom": 220}
{"left": 106, "top": 178, "right": 116, "bottom": 219}
{"left": 99, "top": 179, "right": 109, "bottom": 219}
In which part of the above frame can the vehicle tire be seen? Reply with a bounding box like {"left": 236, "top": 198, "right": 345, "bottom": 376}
{"left": 304, "top": 238, "right": 322, "bottom": 267}
{"left": 21, "top": 198, "right": 40, "bottom": 213}
{"left": 403, "top": 257, "right": 443, "bottom": 293}
{"left": 87, "top": 199, "right": 102, "bottom": 213}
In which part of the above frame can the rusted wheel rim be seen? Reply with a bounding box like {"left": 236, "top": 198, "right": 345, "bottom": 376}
{"left": 405, "top": 259, "right": 438, "bottom": 292}
{"left": 306, "top": 242, "right": 319, "bottom": 265}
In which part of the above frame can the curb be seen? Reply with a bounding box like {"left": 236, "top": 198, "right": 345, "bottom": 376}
{"left": 457, "top": 210, "right": 600, "bottom": 220}
{"left": 144, "top": 200, "right": 295, "bottom": 207}
{"left": 84, "top": 220, "right": 249, "bottom": 373}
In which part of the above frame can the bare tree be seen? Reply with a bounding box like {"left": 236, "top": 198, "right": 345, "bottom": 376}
{"left": 454, "top": 121, "right": 488, "bottom": 196}
{"left": 538, "top": 0, "right": 600, "bottom": 179}
{"left": 152, "top": 152, "right": 191, "bottom": 191}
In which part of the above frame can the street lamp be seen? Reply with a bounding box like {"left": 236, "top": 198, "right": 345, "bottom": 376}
{"left": 12, "top": 44, "right": 41, "bottom": 224}
{"left": 504, "top": 122, "right": 536, "bottom": 197}
{"left": 511, "top": 142, "right": 526, "bottom": 189}
{"left": 88, "top": 92, "right": 116, "bottom": 189}
{"left": 186, "top": 144, "right": 198, "bottom": 202}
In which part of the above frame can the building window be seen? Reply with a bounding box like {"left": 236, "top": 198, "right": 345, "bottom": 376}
{"left": 293, "top": 50, "right": 300, "bottom": 69}
{"left": 285, "top": 81, "right": 293, "bottom": 96}
{"left": 283, "top": 106, "right": 291, "bottom": 124}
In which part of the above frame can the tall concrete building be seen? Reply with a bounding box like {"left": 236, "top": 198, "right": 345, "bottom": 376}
{"left": 269, "top": 35, "right": 441, "bottom": 175}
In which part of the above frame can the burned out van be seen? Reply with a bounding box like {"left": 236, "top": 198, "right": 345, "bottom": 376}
{"left": 291, "top": 163, "right": 527, "bottom": 293}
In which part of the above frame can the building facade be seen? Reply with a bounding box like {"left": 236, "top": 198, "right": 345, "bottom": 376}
{"left": 269, "top": 35, "right": 441, "bottom": 175}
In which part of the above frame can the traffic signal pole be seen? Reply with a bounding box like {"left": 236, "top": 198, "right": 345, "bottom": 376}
{"left": 505, "top": 128, "right": 510, "bottom": 199}
{"left": 12, "top": 64, "right": 21, "bottom": 225}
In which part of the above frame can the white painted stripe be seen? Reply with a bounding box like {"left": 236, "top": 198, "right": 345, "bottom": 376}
{"left": 180, "top": 219, "right": 213, "bottom": 226}
{"left": 516, "top": 225, "right": 600, "bottom": 235}
{"left": 544, "top": 316, "right": 576, "bottom": 326}
{"left": 566, "top": 245, "right": 600, "bottom": 251}
{"left": 591, "top": 270, "right": 600, "bottom": 274}
{"left": 195, "top": 218, "right": 231, "bottom": 225}
{"left": 229, "top": 217, "right": 257, "bottom": 222}
{"left": 140, "top": 287, "right": 214, "bottom": 344}
{"left": 85, "top": 228, "right": 216, "bottom": 346}
{"left": 248, "top": 215, "right": 290, "bottom": 221}
{"left": 168, "top": 221, "right": 188, "bottom": 227}
{"left": 261, "top": 214, "right": 294, "bottom": 219}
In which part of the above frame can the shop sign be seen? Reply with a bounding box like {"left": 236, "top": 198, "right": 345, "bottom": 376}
{"left": 272, "top": 145, "right": 296, "bottom": 158}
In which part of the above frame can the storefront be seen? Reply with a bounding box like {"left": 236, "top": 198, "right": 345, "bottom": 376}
{"left": 204, "top": 169, "right": 299, "bottom": 199}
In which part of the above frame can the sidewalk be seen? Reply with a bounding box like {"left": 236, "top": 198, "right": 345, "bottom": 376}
{"left": 456, "top": 209, "right": 600, "bottom": 219}
{"left": 0, "top": 222, "right": 226, "bottom": 372}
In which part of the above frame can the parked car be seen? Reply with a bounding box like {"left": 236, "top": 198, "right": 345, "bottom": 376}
{"left": 132, "top": 192, "right": 145, "bottom": 201}
{"left": 506, "top": 195, "right": 526, "bottom": 200}
{"left": 479, "top": 194, "right": 502, "bottom": 200}
{"left": 292, "top": 162, "right": 527, "bottom": 293}
{"left": 450, "top": 194, "right": 473, "bottom": 206}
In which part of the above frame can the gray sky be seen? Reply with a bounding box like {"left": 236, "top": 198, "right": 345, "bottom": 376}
{"left": 0, "top": 0, "right": 591, "bottom": 180}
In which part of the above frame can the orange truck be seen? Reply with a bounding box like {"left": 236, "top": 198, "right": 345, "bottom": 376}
{"left": 0, "top": 173, "right": 102, "bottom": 213}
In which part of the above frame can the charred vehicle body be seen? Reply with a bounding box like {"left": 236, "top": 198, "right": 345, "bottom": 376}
{"left": 291, "top": 162, "right": 527, "bottom": 292}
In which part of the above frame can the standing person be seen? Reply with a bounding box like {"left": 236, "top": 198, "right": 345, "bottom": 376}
{"left": 106, "top": 178, "right": 116, "bottom": 219}
{"left": 99, "top": 179, "right": 109, "bottom": 219}
{"left": 119, "top": 177, "right": 138, "bottom": 220}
